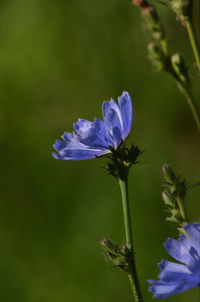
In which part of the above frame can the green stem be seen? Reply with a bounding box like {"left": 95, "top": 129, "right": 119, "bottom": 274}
{"left": 160, "top": 39, "right": 169, "bottom": 57}
{"left": 119, "top": 178, "right": 143, "bottom": 302}
{"left": 167, "top": 54, "right": 200, "bottom": 132}
{"left": 176, "top": 196, "right": 187, "bottom": 225}
{"left": 185, "top": 19, "right": 200, "bottom": 72}
{"left": 176, "top": 80, "right": 200, "bottom": 132}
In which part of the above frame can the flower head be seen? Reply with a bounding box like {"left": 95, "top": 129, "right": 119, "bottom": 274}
{"left": 148, "top": 223, "right": 200, "bottom": 298}
{"left": 52, "top": 92, "right": 133, "bottom": 161}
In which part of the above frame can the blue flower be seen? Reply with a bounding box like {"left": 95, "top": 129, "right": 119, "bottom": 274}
{"left": 148, "top": 223, "right": 200, "bottom": 299}
{"left": 52, "top": 92, "right": 133, "bottom": 160}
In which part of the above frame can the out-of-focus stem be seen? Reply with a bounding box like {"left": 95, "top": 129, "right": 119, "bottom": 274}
{"left": 176, "top": 80, "right": 200, "bottom": 132}
{"left": 185, "top": 19, "right": 200, "bottom": 72}
{"left": 160, "top": 39, "right": 168, "bottom": 56}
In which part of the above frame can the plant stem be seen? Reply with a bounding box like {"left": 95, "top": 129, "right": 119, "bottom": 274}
{"left": 119, "top": 178, "right": 143, "bottom": 302}
{"left": 176, "top": 196, "right": 187, "bottom": 225}
{"left": 176, "top": 80, "right": 200, "bottom": 132}
{"left": 161, "top": 39, "right": 168, "bottom": 57}
{"left": 185, "top": 19, "right": 200, "bottom": 72}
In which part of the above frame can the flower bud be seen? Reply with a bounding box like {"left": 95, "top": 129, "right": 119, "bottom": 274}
{"left": 133, "top": 0, "right": 148, "bottom": 7}
{"left": 162, "top": 191, "right": 174, "bottom": 208}
{"left": 133, "top": 0, "right": 165, "bottom": 40}
{"left": 170, "top": 0, "right": 190, "bottom": 23}
{"left": 143, "top": 6, "right": 165, "bottom": 40}
{"left": 100, "top": 239, "right": 119, "bottom": 256}
{"left": 171, "top": 53, "right": 189, "bottom": 85}
{"left": 100, "top": 238, "right": 129, "bottom": 271}
{"left": 166, "top": 216, "right": 179, "bottom": 223}
{"left": 162, "top": 164, "right": 176, "bottom": 184}
{"left": 148, "top": 43, "right": 166, "bottom": 71}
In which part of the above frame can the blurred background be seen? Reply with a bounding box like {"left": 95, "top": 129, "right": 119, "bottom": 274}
{"left": 1, "top": 0, "right": 200, "bottom": 301}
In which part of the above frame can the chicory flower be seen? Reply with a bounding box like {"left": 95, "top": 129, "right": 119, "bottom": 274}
{"left": 52, "top": 92, "right": 133, "bottom": 160}
{"left": 148, "top": 223, "right": 200, "bottom": 298}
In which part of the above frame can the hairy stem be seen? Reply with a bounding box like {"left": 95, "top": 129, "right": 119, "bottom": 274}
{"left": 119, "top": 178, "right": 143, "bottom": 302}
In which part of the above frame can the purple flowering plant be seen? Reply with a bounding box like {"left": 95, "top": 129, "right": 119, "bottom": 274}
{"left": 148, "top": 223, "right": 200, "bottom": 298}
{"left": 53, "top": 92, "right": 144, "bottom": 301}
{"left": 52, "top": 0, "right": 200, "bottom": 300}
{"left": 53, "top": 91, "right": 133, "bottom": 161}
{"left": 53, "top": 91, "right": 200, "bottom": 302}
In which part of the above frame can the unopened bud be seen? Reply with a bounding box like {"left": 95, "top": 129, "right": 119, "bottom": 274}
{"left": 171, "top": 53, "right": 189, "bottom": 84}
{"left": 166, "top": 216, "right": 179, "bottom": 223}
{"left": 133, "top": 0, "right": 165, "bottom": 40}
{"left": 171, "top": 208, "right": 180, "bottom": 216}
{"left": 100, "top": 239, "right": 130, "bottom": 271}
{"left": 162, "top": 164, "right": 176, "bottom": 184}
{"left": 162, "top": 191, "right": 174, "bottom": 207}
{"left": 142, "top": 6, "right": 165, "bottom": 40}
{"left": 100, "top": 239, "right": 119, "bottom": 256}
{"left": 133, "top": 0, "right": 148, "bottom": 8}
{"left": 148, "top": 43, "right": 166, "bottom": 71}
{"left": 170, "top": 0, "right": 190, "bottom": 23}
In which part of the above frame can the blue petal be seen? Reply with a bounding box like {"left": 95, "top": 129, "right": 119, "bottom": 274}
{"left": 53, "top": 134, "right": 110, "bottom": 160}
{"left": 193, "top": 223, "right": 200, "bottom": 232}
{"left": 53, "top": 148, "right": 109, "bottom": 160}
{"left": 148, "top": 224, "right": 200, "bottom": 299}
{"left": 148, "top": 281, "right": 178, "bottom": 299}
{"left": 158, "top": 260, "right": 192, "bottom": 280}
{"left": 102, "top": 99, "right": 123, "bottom": 147}
{"left": 54, "top": 139, "right": 67, "bottom": 152}
{"left": 184, "top": 223, "right": 200, "bottom": 251}
{"left": 164, "top": 237, "right": 197, "bottom": 267}
{"left": 182, "top": 224, "right": 200, "bottom": 275}
{"left": 62, "top": 148, "right": 109, "bottom": 160}
{"left": 157, "top": 260, "right": 198, "bottom": 286}
{"left": 73, "top": 119, "right": 92, "bottom": 135}
{"left": 54, "top": 138, "right": 86, "bottom": 152}
{"left": 52, "top": 152, "right": 66, "bottom": 160}
{"left": 148, "top": 273, "right": 199, "bottom": 298}
{"left": 118, "top": 91, "right": 133, "bottom": 140}
{"left": 73, "top": 118, "right": 114, "bottom": 149}
{"left": 62, "top": 131, "right": 78, "bottom": 142}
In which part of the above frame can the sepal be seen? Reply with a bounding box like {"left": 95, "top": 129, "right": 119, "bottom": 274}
{"left": 104, "top": 143, "right": 143, "bottom": 180}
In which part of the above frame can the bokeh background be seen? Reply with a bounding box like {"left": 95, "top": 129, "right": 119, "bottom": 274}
{"left": 1, "top": 0, "right": 200, "bottom": 301}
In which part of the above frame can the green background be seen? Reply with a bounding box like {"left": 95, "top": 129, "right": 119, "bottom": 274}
{"left": 1, "top": 0, "right": 200, "bottom": 301}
